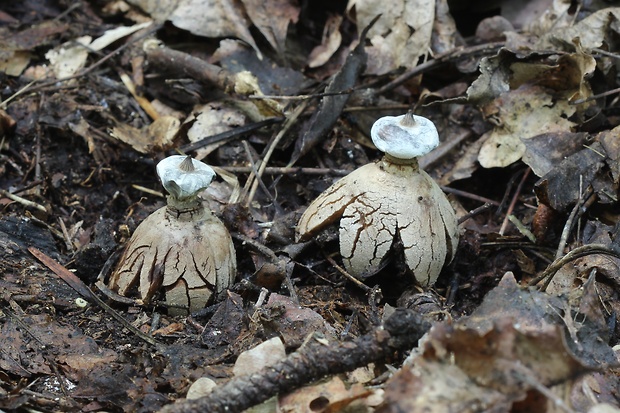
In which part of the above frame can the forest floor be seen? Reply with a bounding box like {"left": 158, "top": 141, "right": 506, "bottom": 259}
{"left": 1, "top": 1, "right": 620, "bottom": 412}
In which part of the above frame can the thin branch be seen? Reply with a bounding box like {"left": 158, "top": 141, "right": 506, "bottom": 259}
{"left": 158, "top": 308, "right": 430, "bottom": 413}
{"left": 28, "top": 247, "right": 161, "bottom": 346}
{"left": 526, "top": 244, "right": 620, "bottom": 290}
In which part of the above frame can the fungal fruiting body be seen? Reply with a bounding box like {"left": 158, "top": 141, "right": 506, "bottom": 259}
{"left": 296, "top": 113, "right": 458, "bottom": 286}
{"left": 108, "top": 156, "right": 236, "bottom": 314}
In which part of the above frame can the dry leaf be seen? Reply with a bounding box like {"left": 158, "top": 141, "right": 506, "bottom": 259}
{"left": 477, "top": 85, "right": 576, "bottom": 168}
{"left": 109, "top": 116, "right": 180, "bottom": 153}
{"left": 279, "top": 376, "right": 373, "bottom": 413}
{"left": 381, "top": 272, "right": 612, "bottom": 412}
{"left": 45, "top": 36, "right": 92, "bottom": 79}
{"left": 308, "top": 14, "right": 343, "bottom": 68}
{"left": 470, "top": 49, "right": 595, "bottom": 169}
{"left": 185, "top": 102, "right": 247, "bottom": 159}
{"left": 347, "top": 0, "right": 434, "bottom": 75}
{"left": 537, "top": 7, "right": 620, "bottom": 50}
{"left": 240, "top": 0, "right": 299, "bottom": 55}
{"left": 169, "top": 0, "right": 262, "bottom": 58}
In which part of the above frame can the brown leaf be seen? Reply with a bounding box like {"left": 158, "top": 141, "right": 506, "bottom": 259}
{"left": 348, "top": 0, "right": 435, "bottom": 75}
{"left": 240, "top": 0, "right": 299, "bottom": 55}
{"left": 308, "top": 14, "right": 343, "bottom": 68}
{"left": 169, "top": 0, "right": 261, "bottom": 58}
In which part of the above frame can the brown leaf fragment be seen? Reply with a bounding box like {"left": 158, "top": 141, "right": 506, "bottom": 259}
{"left": 201, "top": 292, "right": 247, "bottom": 351}
{"left": 240, "top": 0, "right": 299, "bottom": 55}
{"left": 522, "top": 131, "right": 589, "bottom": 177}
{"left": 279, "top": 376, "right": 373, "bottom": 413}
{"left": 381, "top": 272, "right": 610, "bottom": 413}
{"left": 109, "top": 116, "right": 180, "bottom": 154}
{"left": 169, "top": 0, "right": 262, "bottom": 58}
{"left": 598, "top": 125, "right": 620, "bottom": 185}
{"left": 379, "top": 360, "right": 509, "bottom": 413}
{"left": 262, "top": 293, "right": 337, "bottom": 347}
{"left": 537, "top": 7, "right": 620, "bottom": 51}
{"left": 307, "top": 14, "right": 343, "bottom": 68}
{"left": 534, "top": 142, "right": 606, "bottom": 212}
{"left": 348, "top": 0, "right": 435, "bottom": 75}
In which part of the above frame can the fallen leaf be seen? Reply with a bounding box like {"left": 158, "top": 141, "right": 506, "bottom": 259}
{"left": 45, "top": 36, "right": 92, "bottom": 79}
{"left": 308, "top": 14, "right": 343, "bottom": 68}
{"left": 478, "top": 84, "right": 576, "bottom": 168}
{"left": 538, "top": 7, "right": 620, "bottom": 50}
{"left": 185, "top": 102, "right": 247, "bottom": 159}
{"left": 169, "top": 0, "right": 262, "bottom": 58}
{"left": 279, "top": 376, "right": 373, "bottom": 413}
{"left": 240, "top": 0, "right": 299, "bottom": 56}
{"left": 109, "top": 115, "right": 180, "bottom": 153}
{"left": 347, "top": 0, "right": 435, "bottom": 75}
{"left": 521, "top": 131, "right": 589, "bottom": 177}
{"left": 381, "top": 272, "right": 614, "bottom": 412}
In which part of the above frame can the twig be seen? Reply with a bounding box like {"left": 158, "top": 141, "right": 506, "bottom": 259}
{"left": 376, "top": 42, "right": 504, "bottom": 95}
{"left": 441, "top": 186, "right": 500, "bottom": 206}
{"left": 458, "top": 202, "right": 494, "bottom": 225}
{"left": 245, "top": 102, "right": 308, "bottom": 207}
{"left": 179, "top": 117, "right": 283, "bottom": 153}
{"left": 221, "top": 166, "right": 350, "bottom": 176}
{"left": 157, "top": 308, "right": 431, "bottom": 413}
{"left": 499, "top": 168, "right": 531, "bottom": 235}
{"left": 526, "top": 244, "right": 620, "bottom": 290}
{"left": 555, "top": 181, "right": 591, "bottom": 260}
{"left": 419, "top": 129, "right": 473, "bottom": 170}
{"left": 324, "top": 253, "right": 372, "bottom": 293}
{"left": 0, "top": 188, "right": 47, "bottom": 212}
{"left": 28, "top": 247, "right": 161, "bottom": 346}
{"left": 242, "top": 140, "right": 274, "bottom": 203}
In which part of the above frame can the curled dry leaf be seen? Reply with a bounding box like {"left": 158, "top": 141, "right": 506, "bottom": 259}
{"left": 108, "top": 156, "right": 236, "bottom": 314}
{"left": 297, "top": 113, "right": 458, "bottom": 286}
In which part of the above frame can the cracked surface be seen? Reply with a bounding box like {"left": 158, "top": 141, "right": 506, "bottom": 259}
{"left": 296, "top": 160, "right": 459, "bottom": 286}
{"left": 108, "top": 205, "right": 236, "bottom": 314}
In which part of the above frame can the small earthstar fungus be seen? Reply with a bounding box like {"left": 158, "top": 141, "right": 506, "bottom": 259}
{"left": 108, "top": 155, "right": 236, "bottom": 314}
{"left": 296, "top": 113, "right": 459, "bottom": 286}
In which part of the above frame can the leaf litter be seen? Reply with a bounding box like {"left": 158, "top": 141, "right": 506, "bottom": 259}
{"left": 1, "top": 1, "right": 620, "bottom": 412}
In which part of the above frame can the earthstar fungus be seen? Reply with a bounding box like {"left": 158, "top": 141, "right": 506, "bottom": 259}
{"left": 108, "top": 155, "right": 236, "bottom": 314}
{"left": 296, "top": 113, "right": 459, "bottom": 286}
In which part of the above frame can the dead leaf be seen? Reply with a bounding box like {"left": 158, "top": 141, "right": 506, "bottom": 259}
{"left": 537, "top": 7, "right": 620, "bottom": 50}
{"left": 279, "top": 376, "right": 373, "bottom": 413}
{"left": 185, "top": 102, "right": 247, "bottom": 159}
{"left": 380, "top": 272, "right": 611, "bottom": 412}
{"left": 240, "top": 0, "right": 299, "bottom": 56}
{"left": 471, "top": 48, "right": 596, "bottom": 169}
{"left": 45, "top": 36, "right": 92, "bottom": 79}
{"left": 308, "top": 14, "right": 343, "bottom": 68}
{"left": 109, "top": 115, "right": 180, "bottom": 153}
{"left": 292, "top": 16, "right": 376, "bottom": 163}
{"left": 522, "top": 131, "right": 589, "bottom": 177}
{"left": 534, "top": 142, "right": 606, "bottom": 212}
{"left": 347, "top": 0, "right": 434, "bottom": 75}
{"left": 432, "top": 0, "right": 457, "bottom": 54}
{"left": 169, "top": 0, "right": 262, "bottom": 58}
{"left": 0, "top": 20, "right": 68, "bottom": 76}
{"left": 263, "top": 293, "right": 338, "bottom": 347}
{"left": 478, "top": 84, "right": 577, "bottom": 168}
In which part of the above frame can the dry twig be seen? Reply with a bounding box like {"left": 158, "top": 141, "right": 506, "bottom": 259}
{"left": 158, "top": 308, "right": 430, "bottom": 413}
